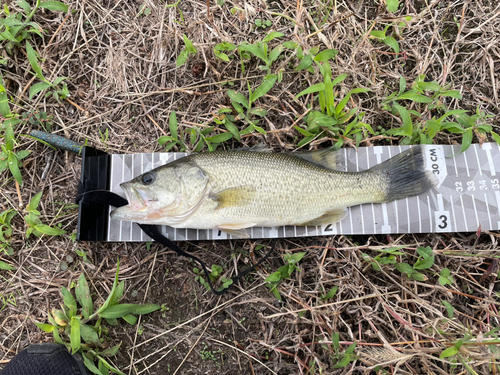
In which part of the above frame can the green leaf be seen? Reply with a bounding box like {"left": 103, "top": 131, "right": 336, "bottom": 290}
{"left": 334, "top": 354, "right": 352, "bottom": 368}
{"left": 17, "top": 0, "right": 31, "bottom": 14}
{"left": 268, "top": 45, "right": 283, "bottom": 65}
{"left": 265, "top": 271, "right": 282, "bottom": 283}
{"left": 98, "top": 261, "right": 121, "bottom": 314}
{"left": 26, "top": 41, "right": 45, "bottom": 81}
{"left": 29, "top": 191, "right": 43, "bottom": 211}
{"left": 440, "top": 346, "right": 458, "bottom": 359}
{"left": 98, "top": 360, "right": 110, "bottom": 375}
{"left": 99, "top": 303, "right": 161, "bottom": 318}
{"left": 227, "top": 90, "right": 249, "bottom": 109}
{"left": 176, "top": 49, "right": 189, "bottom": 67}
{"left": 100, "top": 343, "right": 121, "bottom": 357}
{"left": 314, "top": 49, "right": 338, "bottom": 62}
{"left": 97, "top": 357, "right": 126, "bottom": 375}
{"left": 297, "top": 135, "right": 315, "bottom": 147}
{"left": 414, "top": 256, "right": 434, "bottom": 270}
{"left": 35, "top": 322, "right": 54, "bottom": 333}
{"left": 441, "top": 90, "right": 462, "bottom": 99}
{"left": 294, "top": 83, "right": 326, "bottom": 99}
{"left": 75, "top": 273, "right": 93, "bottom": 319}
{"left": 61, "top": 287, "right": 77, "bottom": 317}
{"left": 392, "top": 102, "right": 412, "bottom": 136}
{"left": 39, "top": 1, "right": 69, "bottom": 12}
{"left": 248, "top": 108, "right": 267, "bottom": 117}
{"left": 223, "top": 120, "right": 240, "bottom": 141}
{"left": 370, "top": 30, "right": 386, "bottom": 39}
{"left": 321, "top": 286, "right": 338, "bottom": 301}
{"left": 461, "top": 128, "right": 473, "bottom": 153}
{"left": 70, "top": 316, "right": 81, "bottom": 354}
{"left": 122, "top": 314, "right": 137, "bottom": 325}
{"left": 441, "top": 300, "right": 455, "bottom": 319}
{"left": 238, "top": 44, "right": 266, "bottom": 62}
{"left": 335, "top": 93, "right": 351, "bottom": 117}
{"left": 396, "top": 262, "right": 414, "bottom": 275}
{"left": 182, "top": 34, "right": 196, "bottom": 53}
{"left": 82, "top": 352, "right": 103, "bottom": 375}
{"left": 331, "top": 74, "right": 348, "bottom": 87}
{"left": 205, "top": 132, "right": 233, "bottom": 143}
{"left": 8, "top": 152, "right": 23, "bottom": 185}
{"left": 395, "top": 92, "right": 432, "bottom": 103}
{"left": 0, "top": 260, "right": 16, "bottom": 270}
{"left": 386, "top": 0, "right": 399, "bottom": 12}
{"left": 169, "top": 111, "right": 178, "bottom": 141}
{"left": 34, "top": 224, "right": 66, "bottom": 236}
{"left": 80, "top": 323, "right": 101, "bottom": 346}
{"left": 252, "top": 75, "right": 277, "bottom": 102}
{"left": 416, "top": 82, "right": 442, "bottom": 92}
{"left": 295, "top": 54, "right": 313, "bottom": 71}
{"left": 383, "top": 36, "right": 399, "bottom": 53}
{"left": 262, "top": 31, "right": 284, "bottom": 43}
{"left": 491, "top": 131, "right": 500, "bottom": 146}
{"left": 294, "top": 125, "right": 313, "bottom": 137}
{"left": 410, "top": 271, "right": 426, "bottom": 281}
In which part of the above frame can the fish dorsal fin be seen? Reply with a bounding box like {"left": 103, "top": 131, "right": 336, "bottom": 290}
{"left": 299, "top": 208, "right": 348, "bottom": 226}
{"left": 230, "top": 143, "right": 272, "bottom": 153}
{"left": 217, "top": 223, "right": 257, "bottom": 238}
{"left": 211, "top": 186, "right": 256, "bottom": 210}
{"left": 288, "top": 147, "right": 344, "bottom": 171}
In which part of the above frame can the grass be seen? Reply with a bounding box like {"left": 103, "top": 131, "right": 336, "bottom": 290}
{"left": 0, "top": 0, "right": 499, "bottom": 374}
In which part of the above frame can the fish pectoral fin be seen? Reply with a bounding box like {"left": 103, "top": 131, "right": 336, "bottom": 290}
{"left": 211, "top": 186, "right": 256, "bottom": 210}
{"left": 218, "top": 223, "right": 257, "bottom": 239}
{"left": 299, "top": 208, "right": 348, "bottom": 226}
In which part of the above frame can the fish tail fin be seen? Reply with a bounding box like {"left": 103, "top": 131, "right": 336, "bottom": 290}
{"left": 370, "top": 146, "right": 438, "bottom": 202}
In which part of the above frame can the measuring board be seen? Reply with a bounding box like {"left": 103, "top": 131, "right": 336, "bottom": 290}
{"left": 105, "top": 144, "right": 500, "bottom": 242}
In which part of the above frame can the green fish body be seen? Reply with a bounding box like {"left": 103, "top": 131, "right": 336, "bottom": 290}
{"left": 111, "top": 147, "right": 436, "bottom": 238}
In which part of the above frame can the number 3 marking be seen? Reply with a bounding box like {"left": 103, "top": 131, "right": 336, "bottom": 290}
{"left": 438, "top": 215, "right": 448, "bottom": 229}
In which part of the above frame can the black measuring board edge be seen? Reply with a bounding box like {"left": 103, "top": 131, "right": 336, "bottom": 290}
{"left": 77, "top": 146, "right": 111, "bottom": 241}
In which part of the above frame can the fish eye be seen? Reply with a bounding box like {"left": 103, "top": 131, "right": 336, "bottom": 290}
{"left": 141, "top": 172, "right": 155, "bottom": 185}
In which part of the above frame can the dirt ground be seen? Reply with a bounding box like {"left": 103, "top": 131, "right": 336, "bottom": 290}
{"left": 1, "top": 0, "right": 500, "bottom": 374}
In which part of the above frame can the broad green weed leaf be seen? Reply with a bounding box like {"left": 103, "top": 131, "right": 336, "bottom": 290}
{"left": 295, "top": 54, "right": 312, "bottom": 71}
{"left": 440, "top": 346, "right": 458, "bottom": 359}
{"left": 98, "top": 357, "right": 126, "bottom": 375}
{"left": 350, "top": 88, "right": 370, "bottom": 94}
{"left": 75, "top": 273, "right": 93, "bottom": 319}
{"left": 227, "top": 90, "right": 249, "bottom": 108}
{"left": 491, "top": 131, "right": 500, "bottom": 146}
{"left": 176, "top": 50, "right": 189, "bottom": 67}
{"left": 395, "top": 92, "right": 432, "bottom": 103}
{"left": 370, "top": 30, "right": 386, "bottom": 39}
{"left": 205, "top": 132, "right": 233, "bottom": 143}
{"left": 169, "top": 111, "right": 178, "bottom": 140}
{"left": 441, "top": 90, "right": 462, "bottom": 99}
{"left": 460, "top": 128, "right": 473, "bottom": 153}
{"left": 441, "top": 300, "right": 455, "bottom": 318}
{"left": 39, "top": 1, "right": 69, "bottom": 12}
{"left": 223, "top": 120, "right": 240, "bottom": 141}
{"left": 83, "top": 352, "right": 103, "bottom": 375}
{"left": 238, "top": 44, "right": 266, "bottom": 62}
{"left": 314, "top": 49, "right": 338, "bottom": 62}
{"left": 262, "top": 31, "right": 284, "bottom": 43}
{"left": 100, "top": 343, "right": 121, "bottom": 357}
{"left": 321, "top": 286, "right": 338, "bottom": 301}
{"left": 35, "top": 322, "right": 54, "bottom": 332}
{"left": 26, "top": 41, "right": 45, "bottom": 81}
{"left": 0, "top": 261, "right": 16, "bottom": 270}
{"left": 70, "top": 316, "right": 81, "bottom": 354}
{"left": 396, "top": 262, "right": 414, "bottom": 275}
{"left": 17, "top": 0, "right": 31, "bottom": 14}
{"left": 252, "top": 74, "right": 277, "bottom": 102}
{"left": 383, "top": 36, "right": 399, "bottom": 53}
{"left": 29, "top": 191, "right": 43, "bottom": 211}
{"left": 34, "top": 224, "right": 66, "bottom": 236}
{"left": 182, "top": 34, "right": 196, "bottom": 53}
{"left": 122, "top": 314, "right": 137, "bottom": 324}
{"left": 80, "top": 324, "right": 101, "bottom": 346}
{"left": 392, "top": 102, "right": 412, "bottom": 136}
{"left": 99, "top": 303, "right": 161, "bottom": 319}
{"left": 331, "top": 74, "right": 347, "bottom": 87}
{"left": 295, "top": 83, "right": 326, "bottom": 99}
{"left": 265, "top": 271, "right": 282, "bottom": 283}
{"left": 29, "top": 82, "right": 51, "bottom": 100}
{"left": 268, "top": 45, "right": 283, "bottom": 64}
{"left": 61, "top": 287, "right": 77, "bottom": 316}
{"left": 386, "top": 0, "right": 399, "bottom": 12}
{"left": 416, "top": 81, "right": 441, "bottom": 91}
{"left": 8, "top": 152, "right": 22, "bottom": 185}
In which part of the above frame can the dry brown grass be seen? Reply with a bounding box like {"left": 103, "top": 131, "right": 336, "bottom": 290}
{"left": 1, "top": 0, "right": 500, "bottom": 374}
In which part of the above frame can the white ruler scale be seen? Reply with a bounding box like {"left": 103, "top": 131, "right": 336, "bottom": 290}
{"left": 106, "top": 144, "right": 500, "bottom": 242}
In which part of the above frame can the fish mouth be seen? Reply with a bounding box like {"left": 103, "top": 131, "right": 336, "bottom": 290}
{"left": 110, "top": 183, "right": 151, "bottom": 221}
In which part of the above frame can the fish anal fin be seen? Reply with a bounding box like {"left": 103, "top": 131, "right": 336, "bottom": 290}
{"left": 211, "top": 186, "right": 256, "bottom": 210}
{"left": 218, "top": 223, "right": 257, "bottom": 239}
{"left": 299, "top": 208, "right": 348, "bottom": 226}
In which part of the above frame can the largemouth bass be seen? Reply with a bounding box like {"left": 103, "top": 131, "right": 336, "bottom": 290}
{"left": 110, "top": 146, "right": 437, "bottom": 238}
